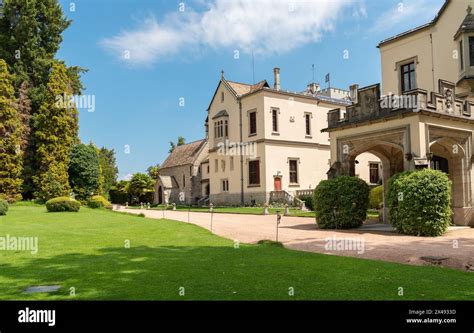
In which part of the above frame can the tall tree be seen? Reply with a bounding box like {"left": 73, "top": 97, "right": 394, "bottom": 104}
{"left": 0, "top": 59, "right": 23, "bottom": 202}
{"left": 0, "top": 0, "right": 84, "bottom": 198}
{"left": 169, "top": 136, "right": 185, "bottom": 153}
{"left": 32, "top": 62, "right": 78, "bottom": 201}
{"left": 147, "top": 164, "right": 160, "bottom": 180}
{"left": 98, "top": 147, "right": 118, "bottom": 198}
{"left": 128, "top": 173, "right": 154, "bottom": 202}
{"left": 69, "top": 143, "right": 101, "bottom": 201}
{"left": 0, "top": 0, "right": 70, "bottom": 93}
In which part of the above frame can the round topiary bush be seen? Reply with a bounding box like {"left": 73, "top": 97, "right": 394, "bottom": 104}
{"left": 369, "top": 185, "right": 384, "bottom": 209}
{"left": 87, "top": 195, "right": 112, "bottom": 209}
{"left": 46, "top": 197, "right": 81, "bottom": 212}
{"left": 314, "top": 176, "right": 370, "bottom": 229}
{"left": 0, "top": 200, "right": 8, "bottom": 216}
{"left": 388, "top": 169, "right": 452, "bottom": 237}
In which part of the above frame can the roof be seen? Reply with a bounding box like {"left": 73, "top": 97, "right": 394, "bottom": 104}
{"left": 212, "top": 110, "right": 229, "bottom": 119}
{"left": 378, "top": 0, "right": 450, "bottom": 47}
{"left": 226, "top": 80, "right": 269, "bottom": 96}
{"left": 160, "top": 139, "right": 206, "bottom": 169}
{"left": 207, "top": 74, "right": 350, "bottom": 111}
{"left": 454, "top": 6, "right": 474, "bottom": 39}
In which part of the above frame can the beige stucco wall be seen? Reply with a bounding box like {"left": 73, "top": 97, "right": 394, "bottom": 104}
{"left": 207, "top": 80, "right": 378, "bottom": 205}
{"left": 380, "top": 0, "right": 471, "bottom": 95}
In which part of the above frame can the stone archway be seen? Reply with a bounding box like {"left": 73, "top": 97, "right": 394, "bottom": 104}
{"left": 428, "top": 127, "right": 472, "bottom": 225}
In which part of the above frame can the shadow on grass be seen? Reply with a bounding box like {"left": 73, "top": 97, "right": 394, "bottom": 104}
{"left": 0, "top": 244, "right": 473, "bottom": 301}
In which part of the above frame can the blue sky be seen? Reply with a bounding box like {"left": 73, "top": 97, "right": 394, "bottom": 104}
{"left": 56, "top": 0, "right": 444, "bottom": 180}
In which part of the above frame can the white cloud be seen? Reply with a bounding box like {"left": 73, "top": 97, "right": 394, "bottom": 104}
{"left": 370, "top": 0, "right": 441, "bottom": 33}
{"left": 120, "top": 173, "right": 133, "bottom": 181}
{"left": 101, "top": 0, "right": 357, "bottom": 66}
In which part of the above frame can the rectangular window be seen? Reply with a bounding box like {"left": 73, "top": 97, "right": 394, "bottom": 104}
{"left": 369, "top": 163, "right": 380, "bottom": 184}
{"left": 469, "top": 37, "right": 474, "bottom": 66}
{"left": 230, "top": 156, "right": 234, "bottom": 171}
{"left": 214, "top": 160, "right": 218, "bottom": 172}
{"left": 305, "top": 113, "right": 311, "bottom": 136}
{"left": 460, "top": 40, "right": 464, "bottom": 70}
{"left": 214, "top": 120, "right": 228, "bottom": 139}
{"left": 289, "top": 159, "right": 298, "bottom": 184}
{"left": 272, "top": 109, "right": 278, "bottom": 132}
{"left": 221, "top": 91, "right": 224, "bottom": 102}
{"left": 222, "top": 180, "right": 229, "bottom": 192}
{"left": 249, "top": 111, "right": 257, "bottom": 135}
{"left": 401, "top": 62, "right": 416, "bottom": 92}
{"left": 248, "top": 160, "right": 260, "bottom": 185}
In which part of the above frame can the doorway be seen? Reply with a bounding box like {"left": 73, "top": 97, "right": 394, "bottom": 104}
{"left": 274, "top": 177, "right": 282, "bottom": 191}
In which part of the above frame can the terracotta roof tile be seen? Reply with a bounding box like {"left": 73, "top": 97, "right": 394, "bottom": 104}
{"left": 161, "top": 139, "right": 206, "bottom": 169}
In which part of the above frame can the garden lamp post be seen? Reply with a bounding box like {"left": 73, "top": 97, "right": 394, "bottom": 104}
{"left": 276, "top": 210, "right": 282, "bottom": 242}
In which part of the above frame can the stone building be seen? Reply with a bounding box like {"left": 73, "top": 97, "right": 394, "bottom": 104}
{"left": 154, "top": 139, "right": 208, "bottom": 205}
{"left": 324, "top": 0, "right": 474, "bottom": 226}
{"left": 205, "top": 69, "right": 377, "bottom": 206}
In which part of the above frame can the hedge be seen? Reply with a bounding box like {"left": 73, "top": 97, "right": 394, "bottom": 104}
{"left": 388, "top": 169, "right": 452, "bottom": 237}
{"left": 87, "top": 195, "right": 112, "bottom": 209}
{"left": 0, "top": 200, "right": 8, "bottom": 215}
{"left": 46, "top": 197, "right": 81, "bottom": 212}
{"left": 314, "top": 176, "right": 370, "bottom": 229}
{"left": 298, "top": 195, "right": 314, "bottom": 211}
{"left": 369, "top": 185, "right": 383, "bottom": 209}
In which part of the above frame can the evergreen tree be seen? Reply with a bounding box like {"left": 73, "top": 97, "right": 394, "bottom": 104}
{"left": 98, "top": 147, "right": 118, "bottom": 198}
{"left": 69, "top": 143, "right": 101, "bottom": 201}
{"left": 16, "top": 81, "right": 34, "bottom": 198}
{"left": 0, "top": 0, "right": 84, "bottom": 197}
{"left": 0, "top": 59, "right": 23, "bottom": 202}
{"left": 32, "top": 62, "right": 78, "bottom": 201}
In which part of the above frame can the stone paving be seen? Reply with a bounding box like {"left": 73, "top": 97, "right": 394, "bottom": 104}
{"left": 114, "top": 206, "right": 474, "bottom": 271}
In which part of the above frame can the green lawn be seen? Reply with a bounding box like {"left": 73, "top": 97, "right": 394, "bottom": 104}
{"left": 0, "top": 203, "right": 471, "bottom": 300}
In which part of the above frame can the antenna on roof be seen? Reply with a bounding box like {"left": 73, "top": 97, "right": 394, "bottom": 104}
{"left": 312, "top": 64, "right": 315, "bottom": 82}
{"left": 252, "top": 49, "right": 255, "bottom": 84}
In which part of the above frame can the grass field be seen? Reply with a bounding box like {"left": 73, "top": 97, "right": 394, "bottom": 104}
{"left": 0, "top": 203, "right": 471, "bottom": 300}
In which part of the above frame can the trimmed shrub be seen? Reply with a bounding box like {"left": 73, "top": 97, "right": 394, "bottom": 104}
{"left": 369, "top": 185, "right": 384, "bottom": 209}
{"left": 388, "top": 169, "right": 452, "bottom": 237}
{"left": 0, "top": 200, "right": 8, "bottom": 215}
{"left": 87, "top": 195, "right": 112, "bottom": 209}
{"left": 314, "top": 176, "right": 370, "bottom": 229}
{"left": 46, "top": 197, "right": 81, "bottom": 212}
{"left": 298, "top": 195, "right": 314, "bottom": 211}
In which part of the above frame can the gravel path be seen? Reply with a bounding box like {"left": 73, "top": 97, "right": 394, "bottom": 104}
{"left": 114, "top": 206, "right": 474, "bottom": 271}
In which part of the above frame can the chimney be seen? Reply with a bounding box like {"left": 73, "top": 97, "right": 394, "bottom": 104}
{"left": 349, "top": 84, "right": 359, "bottom": 104}
{"left": 273, "top": 67, "right": 281, "bottom": 91}
{"left": 307, "top": 82, "right": 320, "bottom": 94}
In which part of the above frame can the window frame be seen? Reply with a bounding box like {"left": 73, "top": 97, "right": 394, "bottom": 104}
{"left": 248, "top": 160, "right": 260, "bottom": 186}
{"left": 304, "top": 113, "right": 312, "bottom": 137}
{"left": 400, "top": 61, "right": 416, "bottom": 93}
{"left": 271, "top": 108, "right": 279, "bottom": 133}
{"left": 369, "top": 162, "right": 380, "bottom": 184}
{"left": 289, "top": 159, "right": 299, "bottom": 185}
{"left": 248, "top": 110, "right": 257, "bottom": 136}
